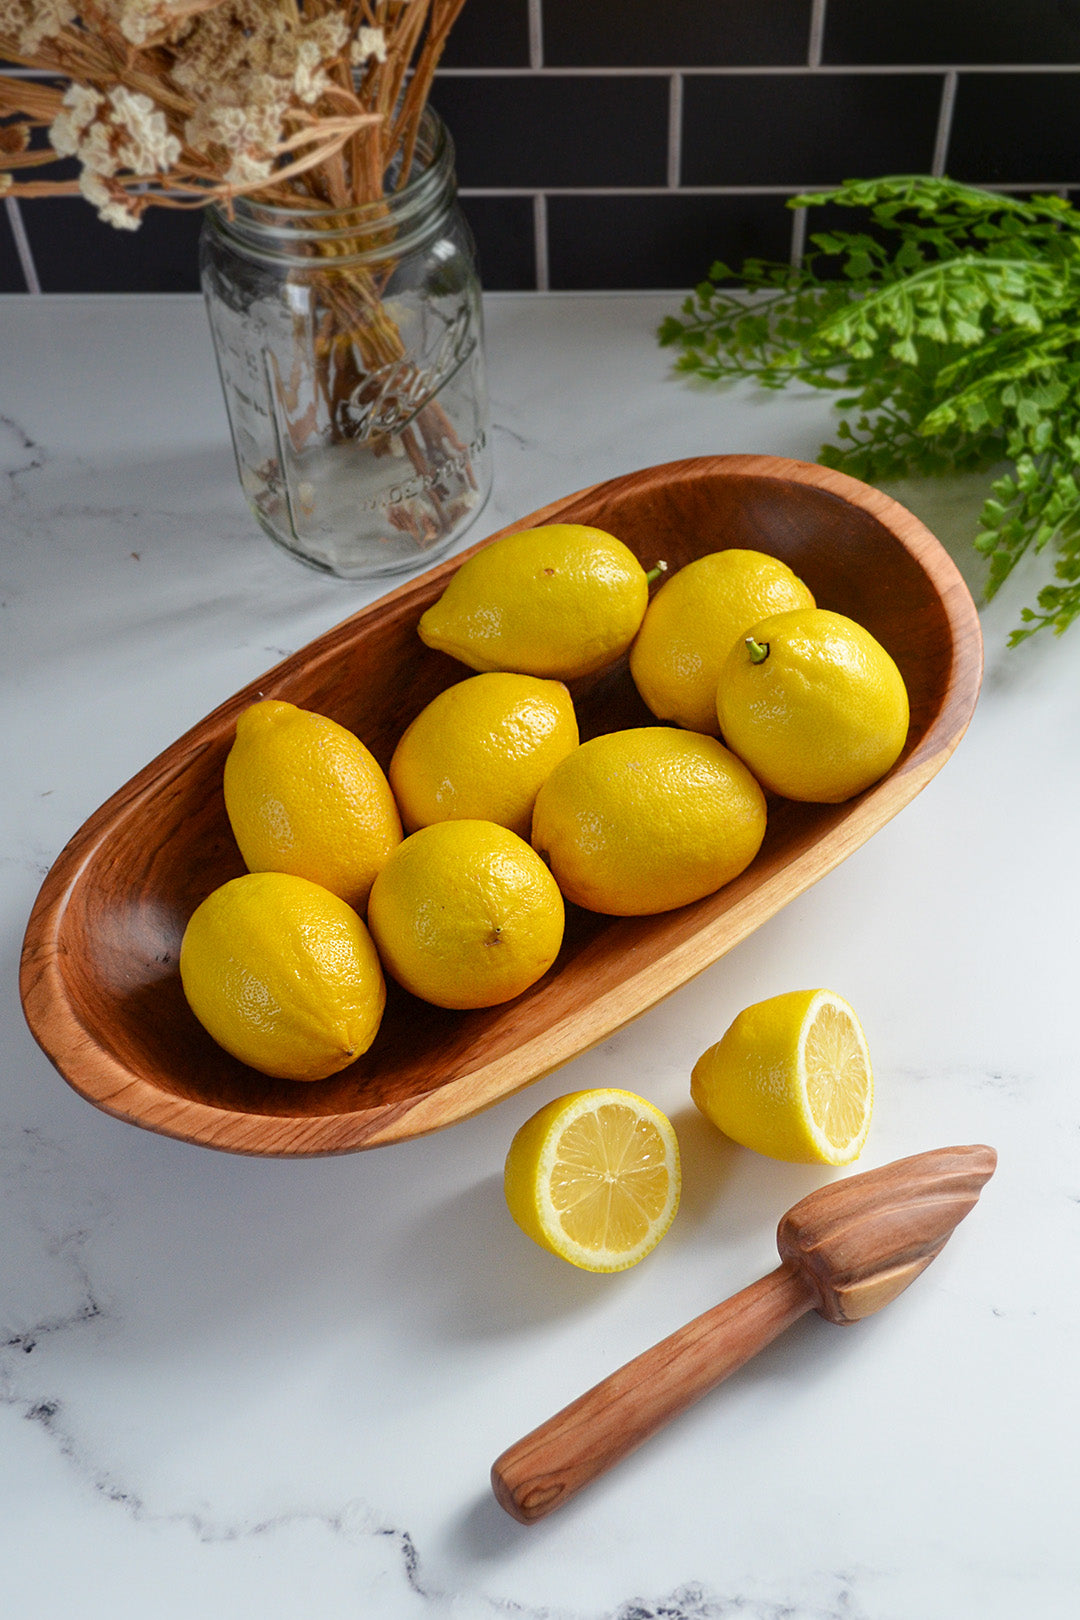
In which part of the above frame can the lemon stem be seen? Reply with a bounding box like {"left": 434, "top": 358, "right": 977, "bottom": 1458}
{"left": 746, "top": 635, "right": 770, "bottom": 665}
{"left": 645, "top": 561, "right": 668, "bottom": 585}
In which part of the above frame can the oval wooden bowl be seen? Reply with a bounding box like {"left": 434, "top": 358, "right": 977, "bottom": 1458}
{"left": 20, "top": 455, "right": 983, "bottom": 1156}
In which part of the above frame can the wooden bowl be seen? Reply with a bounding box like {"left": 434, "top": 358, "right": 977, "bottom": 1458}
{"left": 20, "top": 455, "right": 982, "bottom": 1156}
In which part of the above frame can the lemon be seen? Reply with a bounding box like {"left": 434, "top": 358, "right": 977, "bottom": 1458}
{"left": 629, "top": 549, "right": 815, "bottom": 734}
{"left": 504, "top": 1089, "right": 681, "bottom": 1272}
{"left": 417, "top": 523, "right": 650, "bottom": 679}
{"left": 366, "top": 819, "right": 564, "bottom": 1010}
{"left": 223, "top": 699, "right": 402, "bottom": 911}
{"left": 716, "top": 608, "right": 910, "bottom": 804}
{"left": 691, "top": 989, "right": 873, "bottom": 1165}
{"left": 531, "top": 727, "right": 766, "bottom": 916}
{"left": 179, "top": 872, "right": 386, "bottom": 1081}
{"left": 388, "top": 672, "right": 579, "bottom": 839}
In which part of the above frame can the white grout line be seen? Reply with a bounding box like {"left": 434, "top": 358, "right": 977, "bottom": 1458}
{"left": 790, "top": 206, "right": 808, "bottom": 267}
{"left": 932, "top": 71, "right": 959, "bottom": 176}
{"left": 533, "top": 192, "right": 549, "bottom": 291}
{"left": 808, "top": 0, "right": 828, "bottom": 68}
{"left": 5, "top": 59, "right": 1080, "bottom": 81}
{"left": 4, "top": 197, "right": 41, "bottom": 294}
{"left": 459, "top": 185, "right": 852, "bottom": 198}
{"left": 459, "top": 178, "right": 1078, "bottom": 212}
{"left": 667, "top": 72, "right": 683, "bottom": 188}
{"left": 460, "top": 180, "right": 1080, "bottom": 197}
{"left": 527, "top": 0, "right": 543, "bottom": 71}
{"left": 435, "top": 62, "right": 1080, "bottom": 78}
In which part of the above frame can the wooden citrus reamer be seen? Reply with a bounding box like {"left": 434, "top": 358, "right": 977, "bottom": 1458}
{"left": 491, "top": 1143, "right": 996, "bottom": 1524}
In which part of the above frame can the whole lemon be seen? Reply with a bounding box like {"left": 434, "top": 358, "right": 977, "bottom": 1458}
{"left": 417, "top": 523, "right": 650, "bottom": 679}
{"left": 366, "top": 820, "right": 565, "bottom": 1009}
{"left": 716, "top": 608, "right": 910, "bottom": 803}
{"left": 531, "top": 727, "right": 767, "bottom": 916}
{"left": 389, "top": 672, "right": 579, "bottom": 839}
{"left": 223, "top": 699, "right": 402, "bottom": 911}
{"left": 629, "top": 548, "right": 815, "bottom": 734}
{"left": 179, "top": 872, "right": 386, "bottom": 1081}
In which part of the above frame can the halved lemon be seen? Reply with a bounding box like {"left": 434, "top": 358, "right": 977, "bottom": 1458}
{"left": 503, "top": 1089, "right": 681, "bottom": 1272}
{"left": 691, "top": 989, "right": 873, "bottom": 1165}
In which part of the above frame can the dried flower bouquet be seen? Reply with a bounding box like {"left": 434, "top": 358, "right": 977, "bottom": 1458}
{"left": 0, "top": 1, "right": 483, "bottom": 563}
{"left": 0, "top": 1, "right": 468, "bottom": 221}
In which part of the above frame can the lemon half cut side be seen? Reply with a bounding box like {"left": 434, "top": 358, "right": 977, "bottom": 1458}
{"left": 504, "top": 1088, "right": 681, "bottom": 1272}
{"left": 691, "top": 989, "right": 873, "bottom": 1166}
{"left": 801, "top": 992, "right": 874, "bottom": 1161}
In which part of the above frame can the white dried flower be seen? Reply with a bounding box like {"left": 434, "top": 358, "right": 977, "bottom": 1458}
{"left": 110, "top": 0, "right": 207, "bottom": 48}
{"left": 79, "top": 120, "right": 120, "bottom": 178}
{"left": 351, "top": 27, "right": 388, "bottom": 67}
{"left": 292, "top": 13, "right": 351, "bottom": 102}
{"left": 170, "top": 3, "right": 294, "bottom": 92}
{"left": 304, "top": 13, "right": 349, "bottom": 58}
{"left": 77, "top": 161, "right": 141, "bottom": 228}
{"left": 224, "top": 150, "right": 273, "bottom": 186}
{"left": 107, "top": 85, "right": 182, "bottom": 174}
{"left": 293, "top": 39, "right": 331, "bottom": 106}
{"left": 78, "top": 167, "right": 112, "bottom": 207}
{"left": 113, "top": 0, "right": 165, "bottom": 45}
{"left": 185, "top": 74, "right": 290, "bottom": 184}
{"left": 99, "top": 196, "right": 141, "bottom": 230}
{"left": 0, "top": 0, "right": 76, "bottom": 53}
{"left": 49, "top": 84, "right": 104, "bottom": 158}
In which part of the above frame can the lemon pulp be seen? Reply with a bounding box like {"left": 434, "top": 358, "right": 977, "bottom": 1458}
{"left": 802, "top": 996, "right": 873, "bottom": 1154}
{"left": 504, "top": 1089, "right": 681, "bottom": 1272}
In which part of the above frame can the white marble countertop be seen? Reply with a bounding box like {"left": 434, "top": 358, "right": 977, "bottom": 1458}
{"left": 2, "top": 292, "right": 1078, "bottom": 1620}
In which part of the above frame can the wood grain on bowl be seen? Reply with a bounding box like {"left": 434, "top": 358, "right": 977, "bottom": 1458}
{"left": 19, "top": 456, "right": 983, "bottom": 1155}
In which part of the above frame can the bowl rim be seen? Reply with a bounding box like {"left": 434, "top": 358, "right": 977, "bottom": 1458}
{"left": 19, "top": 453, "right": 984, "bottom": 1155}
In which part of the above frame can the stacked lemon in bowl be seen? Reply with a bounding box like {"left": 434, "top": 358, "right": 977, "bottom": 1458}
{"left": 415, "top": 526, "right": 783, "bottom": 919}
{"left": 181, "top": 667, "right": 580, "bottom": 1073}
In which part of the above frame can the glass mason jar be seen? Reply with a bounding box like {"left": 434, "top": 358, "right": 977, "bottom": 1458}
{"left": 199, "top": 110, "right": 492, "bottom": 579}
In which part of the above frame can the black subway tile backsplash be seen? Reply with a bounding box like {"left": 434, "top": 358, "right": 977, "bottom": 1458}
{"left": 440, "top": 0, "right": 531, "bottom": 68}
{"left": 948, "top": 71, "right": 1080, "bottom": 184}
{"left": 459, "top": 194, "right": 536, "bottom": 289}
{"left": 24, "top": 200, "right": 203, "bottom": 293}
{"left": 433, "top": 76, "right": 669, "bottom": 188}
{"left": 547, "top": 192, "right": 793, "bottom": 290}
{"left": 0, "top": 204, "right": 27, "bottom": 291}
{"left": 5, "top": 4, "right": 1080, "bottom": 294}
{"left": 680, "top": 73, "right": 943, "bottom": 188}
{"left": 542, "top": 0, "right": 813, "bottom": 68}
{"left": 823, "top": 0, "right": 1080, "bottom": 66}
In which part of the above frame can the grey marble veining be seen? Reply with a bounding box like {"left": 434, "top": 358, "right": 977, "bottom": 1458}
{"left": 2, "top": 292, "right": 1078, "bottom": 1620}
